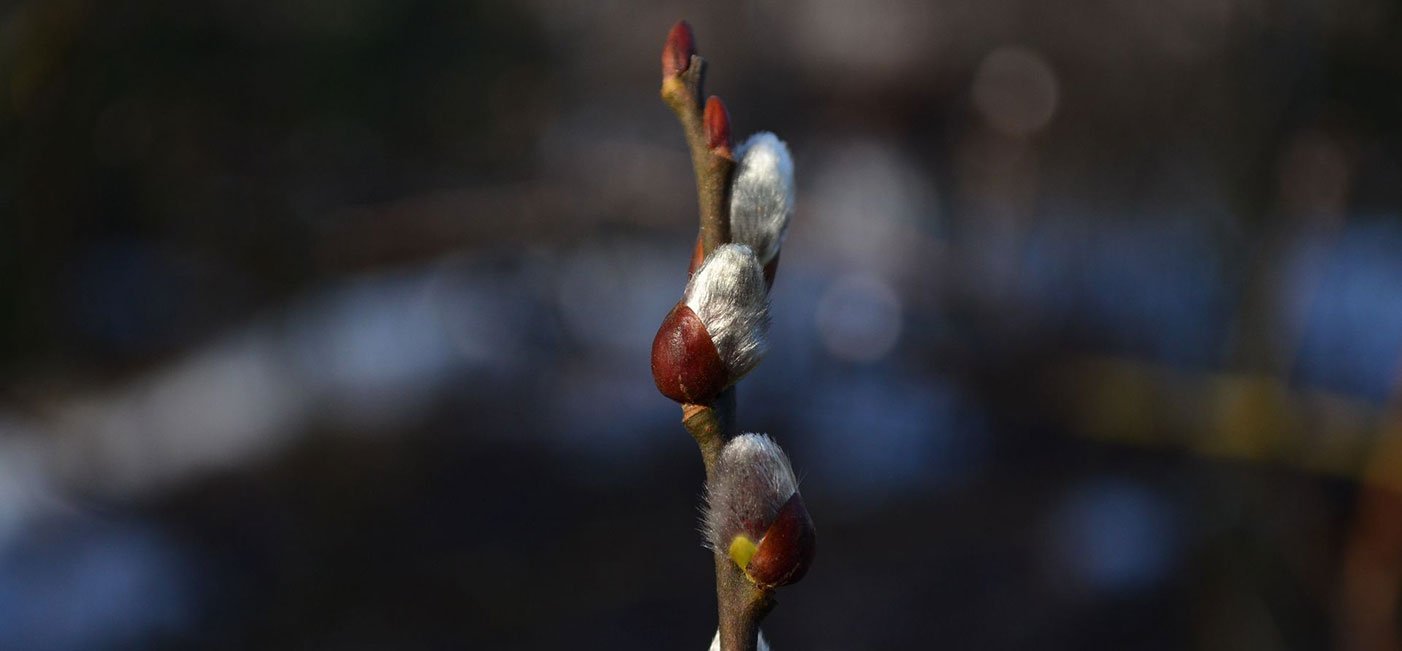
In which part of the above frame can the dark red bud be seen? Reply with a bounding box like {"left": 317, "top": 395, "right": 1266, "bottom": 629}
{"left": 746, "top": 492, "right": 816, "bottom": 589}
{"left": 651, "top": 303, "right": 727, "bottom": 404}
{"left": 704, "top": 96, "right": 733, "bottom": 157}
{"left": 662, "top": 21, "right": 696, "bottom": 79}
{"left": 688, "top": 235, "right": 705, "bottom": 277}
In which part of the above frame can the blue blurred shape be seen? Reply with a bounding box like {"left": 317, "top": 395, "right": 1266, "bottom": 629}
{"left": 1286, "top": 218, "right": 1402, "bottom": 402}
{"left": 1018, "top": 213, "right": 1232, "bottom": 367}
{"left": 801, "top": 374, "right": 989, "bottom": 505}
{"left": 0, "top": 518, "right": 194, "bottom": 651}
{"left": 1050, "top": 478, "right": 1178, "bottom": 594}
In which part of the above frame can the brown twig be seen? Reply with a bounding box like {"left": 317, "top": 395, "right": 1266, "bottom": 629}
{"left": 663, "top": 27, "right": 770, "bottom": 651}
{"left": 661, "top": 55, "right": 735, "bottom": 257}
{"left": 683, "top": 389, "right": 773, "bottom": 651}
{"left": 681, "top": 391, "right": 732, "bottom": 473}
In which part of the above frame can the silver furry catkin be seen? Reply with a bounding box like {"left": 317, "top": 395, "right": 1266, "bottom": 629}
{"left": 729, "top": 132, "right": 794, "bottom": 266}
{"left": 684, "top": 244, "right": 770, "bottom": 380}
{"left": 702, "top": 433, "right": 799, "bottom": 553}
{"left": 709, "top": 629, "right": 771, "bottom": 651}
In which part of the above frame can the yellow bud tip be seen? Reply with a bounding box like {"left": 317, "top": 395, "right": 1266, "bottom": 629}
{"left": 728, "top": 534, "right": 758, "bottom": 571}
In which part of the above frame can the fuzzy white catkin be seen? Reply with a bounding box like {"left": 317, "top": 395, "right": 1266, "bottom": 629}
{"left": 702, "top": 433, "right": 799, "bottom": 553}
{"left": 684, "top": 244, "right": 770, "bottom": 378}
{"left": 729, "top": 132, "right": 794, "bottom": 265}
{"left": 709, "top": 629, "right": 771, "bottom": 651}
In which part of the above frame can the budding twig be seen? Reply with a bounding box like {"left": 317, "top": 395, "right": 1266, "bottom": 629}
{"left": 659, "top": 21, "right": 805, "bottom": 651}
{"left": 687, "top": 393, "right": 769, "bottom": 651}
{"left": 661, "top": 21, "right": 734, "bottom": 257}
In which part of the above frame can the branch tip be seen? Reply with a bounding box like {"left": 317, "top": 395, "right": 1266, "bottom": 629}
{"left": 662, "top": 20, "right": 696, "bottom": 79}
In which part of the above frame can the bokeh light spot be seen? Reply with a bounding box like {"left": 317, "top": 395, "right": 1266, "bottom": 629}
{"left": 971, "top": 46, "right": 1060, "bottom": 137}
{"left": 815, "top": 274, "right": 903, "bottom": 363}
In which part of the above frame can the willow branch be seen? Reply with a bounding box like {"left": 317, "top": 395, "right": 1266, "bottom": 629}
{"left": 662, "top": 25, "right": 772, "bottom": 651}
{"left": 684, "top": 389, "right": 773, "bottom": 651}
{"left": 661, "top": 55, "right": 735, "bottom": 257}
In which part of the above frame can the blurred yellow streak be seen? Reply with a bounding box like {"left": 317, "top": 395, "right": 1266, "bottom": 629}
{"left": 1048, "top": 356, "right": 1395, "bottom": 489}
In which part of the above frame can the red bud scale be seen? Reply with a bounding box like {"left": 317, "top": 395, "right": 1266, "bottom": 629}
{"left": 704, "top": 96, "right": 733, "bottom": 157}
{"left": 651, "top": 304, "right": 727, "bottom": 404}
{"left": 745, "top": 492, "right": 816, "bottom": 588}
{"left": 661, "top": 20, "right": 696, "bottom": 79}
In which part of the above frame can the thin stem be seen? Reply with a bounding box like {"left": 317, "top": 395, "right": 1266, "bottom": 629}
{"left": 662, "top": 55, "right": 735, "bottom": 257}
{"left": 682, "top": 388, "right": 735, "bottom": 473}
{"left": 683, "top": 389, "right": 771, "bottom": 651}
{"left": 664, "top": 40, "right": 768, "bottom": 651}
{"left": 682, "top": 404, "right": 721, "bottom": 474}
{"left": 716, "top": 565, "right": 774, "bottom": 651}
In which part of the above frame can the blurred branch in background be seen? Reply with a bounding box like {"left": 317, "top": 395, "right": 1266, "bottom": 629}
{"left": 1048, "top": 357, "right": 1393, "bottom": 485}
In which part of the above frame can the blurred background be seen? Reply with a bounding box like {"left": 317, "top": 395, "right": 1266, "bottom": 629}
{"left": 2, "top": 0, "right": 1401, "bottom": 648}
